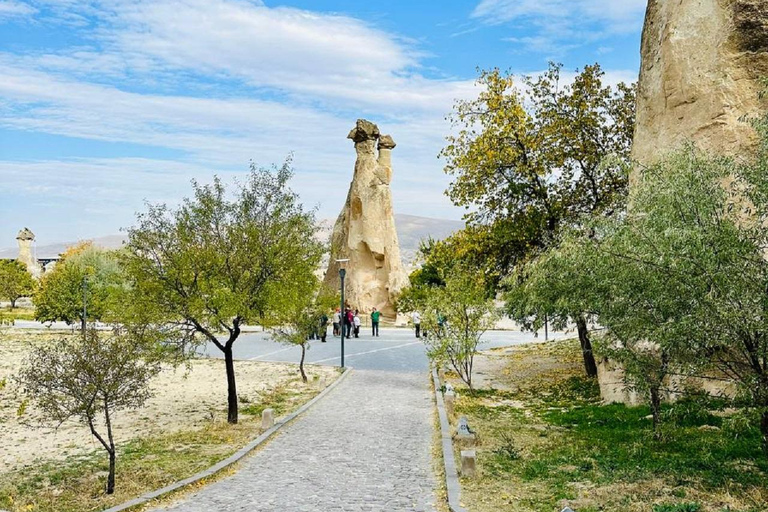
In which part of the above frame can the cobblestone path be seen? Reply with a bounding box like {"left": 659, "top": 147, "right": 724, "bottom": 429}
{"left": 150, "top": 369, "right": 438, "bottom": 511}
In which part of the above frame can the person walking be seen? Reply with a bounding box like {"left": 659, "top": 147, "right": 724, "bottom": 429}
{"left": 345, "top": 307, "right": 353, "bottom": 338}
{"left": 371, "top": 307, "right": 380, "bottom": 337}
{"left": 319, "top": 311, "right": 329, "bottom": 343}
{"left": 412, "top": 310, "right": 421, "bottom": 338}
{"left": 332, "top": 308, "right": 341, "bottom": 337}
{"left": 353, "top": 310, "right": 361, "bottom": 338}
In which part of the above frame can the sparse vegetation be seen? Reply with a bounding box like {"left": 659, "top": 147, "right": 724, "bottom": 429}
{"left": 448, "top": 339, "right": 768, "bottom": 512}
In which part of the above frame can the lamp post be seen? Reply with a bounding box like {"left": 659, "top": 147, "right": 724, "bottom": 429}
{"left": 336, "top": 258, "right": 349, "bottom": 368}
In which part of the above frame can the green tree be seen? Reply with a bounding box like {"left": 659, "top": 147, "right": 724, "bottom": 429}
{"left": 441, "top": 62, "right": 634, "bottom": 262}
{"left": 18, "top": 329, "right": 160, "bottom": 494}
{"left": 34, "top": 243, "right": 124, "bottom": 332}
{"left": 0, "top": 260, "right": 36, "bottom": 309}
{"left": 439, "top": 63, "right": 634, "bottom": 375}
{"left": 539, "top": 128, "right": 768, "bottom": 447}
{"left": 123, "top": 162, "right": 324, "bottom": 424}
{"left": 269, "top": 284, "right": 337, "bottom": 382}
{"left": 421, "top": 267, "right": 498, "bottom": 391}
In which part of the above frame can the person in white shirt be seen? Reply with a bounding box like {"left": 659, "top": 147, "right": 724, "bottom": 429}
{"left": 332, "top": 308, "right": 341, "bottom": 337}
{"left": 412, "top": 311, "right": 421, "bottom": 338}
{"left": 353, "top": 310, "right": 361, "bottom": 338}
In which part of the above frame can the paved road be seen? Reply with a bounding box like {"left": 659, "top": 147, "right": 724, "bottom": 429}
{"left": 203, "top": 327, "right": 566, "bottom": 373}
{"left": 146, "top": 327, "right": 562, "bottom": 511}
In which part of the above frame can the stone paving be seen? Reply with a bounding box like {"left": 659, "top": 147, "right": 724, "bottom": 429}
{"left": 149, "top": 369, "right": 438, "bottom": 511}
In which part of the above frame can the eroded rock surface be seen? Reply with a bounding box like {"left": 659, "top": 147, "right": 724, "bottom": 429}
{"left": 631, "top": 0, "right": 768, "bottom": 172}
{"left": 323, "top": 119, "right": 408, "bottom": 319}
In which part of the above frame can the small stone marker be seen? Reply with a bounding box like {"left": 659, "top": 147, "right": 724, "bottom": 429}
{"left": 561, "top": 508, "right": 575, "bottom": 512}
{"left": 444, "top": 389, "right": 456, "bottom": 417}
{"left": 262, "top": 408, "right": 274, "bottom": 429}
{"left": 460, "top": 449, "right": 476, "bottom": 478}
{"left": 455, "top": 415, "right": 476, "bottom": 447}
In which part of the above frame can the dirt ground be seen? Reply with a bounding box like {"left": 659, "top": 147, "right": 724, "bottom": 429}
{"left": 0, "top": 329, "right": 338, "bottom": 472}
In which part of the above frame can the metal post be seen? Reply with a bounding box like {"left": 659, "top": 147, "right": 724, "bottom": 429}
{"left": 82, "top": 276, "right": 87, "bottom": 338}
{"left": 339, "top": 268, "right": 346, "bottom": 368}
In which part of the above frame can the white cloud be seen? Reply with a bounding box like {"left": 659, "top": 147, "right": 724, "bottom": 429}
{"left": 21, "top": 0, "right": 475, "bottom": 114}
{"left": 0, "top": 0, "right": 36, "bottom": 19}
{"left": 472, "top": 0, "right": 646, "bottom": 55}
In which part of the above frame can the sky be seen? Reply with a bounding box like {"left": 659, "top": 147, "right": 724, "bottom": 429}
{"left": 0, "top": 0, "right": 646, "bottom": 246}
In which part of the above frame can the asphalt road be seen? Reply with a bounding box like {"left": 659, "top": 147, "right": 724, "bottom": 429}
{"left": 202, "top": 327, "right": 567, "bottom": 373}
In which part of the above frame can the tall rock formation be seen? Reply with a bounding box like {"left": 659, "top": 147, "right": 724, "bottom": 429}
{"left": 323, "top": 119, "right": 408, "bottom": 319}
{"left": 632, "top": 0, "right": 768, "bottom": 171}
{"left": 16, "top": 228, "right": 41, "bottom": 278}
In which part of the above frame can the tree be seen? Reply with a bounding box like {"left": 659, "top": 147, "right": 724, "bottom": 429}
{"left": 34, "top": 243, "right": 124, "bottom": 332}
{"left": 441, "top": 62, "right": 635, "bottom": 265}
{"left": 546, "top": 128, "right": 768, "bottom": 448}
{"left": 421, "top": 267, "right": 498, "bottom": 391}
{"left": 123, "top": 162, "right": 324, "bottom": 424}
{"left": 440, "top": 63, "right": 634, "bottom": 374}
{"left": 18, "top": 329, "right": 160, "bottom": 494}
{"left": 505, "top": 234, "right": 604, "bottom": 377}
{"left": 269, "top": 284, "right": 337, "bottom": 382}
{"left": 0, "top": 260, "right": 36, "bottom": 309}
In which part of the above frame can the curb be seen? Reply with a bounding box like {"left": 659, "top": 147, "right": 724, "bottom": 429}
{"left": 103, "top": 366, "right": 354, "bottom": 512}
{"left": 431, "top": 368, "right": 468, "bottom": 512}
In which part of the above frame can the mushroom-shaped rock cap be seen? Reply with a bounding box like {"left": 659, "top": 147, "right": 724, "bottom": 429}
{"left": 16, "top": 227, "right": 34, "bottom": 241}
{"left": 347, "top": 119, "right": 380, "bottom": 143}
{"left": 378, "top": 134, "right": 396, "bottom": 150}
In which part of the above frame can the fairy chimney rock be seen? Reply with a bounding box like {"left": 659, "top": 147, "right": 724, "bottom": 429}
{"left": 16, "top": 228, "right": 41, "bottom": 278}
{"left": 631, "top": 0, "right": 768, "bottom": 175}
{"left": 324, "top": 119, "right": 408, "bottom": 319}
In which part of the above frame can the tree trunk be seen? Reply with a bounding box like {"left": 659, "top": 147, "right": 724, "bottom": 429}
{"left": 299, "top": 343, "right": 307, "bottom": 383}
{"left": 107, "top": 450, "right": 116, "bottom": 494}
{"left": 9, "top": 298, "right": 16, "bottom": 309}
{"left": 575, "top": 315, "right": 598, "bottom": 377}
{"left": 761, "top": 410, "right": 768, "bottom": 455}
{"left": 650, "top": 385, "right": 662, "bottom": 440}
{"left": 224, "top": 348, "right": 238, "bottom": 424}
{"left": 104, "top": 399, "right": 116, "bottom": 494}
{"left": 81, "top": 316, "right": 86, "bottom": 336}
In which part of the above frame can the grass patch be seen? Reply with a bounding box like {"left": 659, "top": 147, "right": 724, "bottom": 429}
{"left": 450, "top": 338, "right": 768, "bottom": 512}
{"left": 0, "top": 376, "right": 330, "bottom": 512}
{"left": 0, "top": 307, "right": 36, "bottom": 322}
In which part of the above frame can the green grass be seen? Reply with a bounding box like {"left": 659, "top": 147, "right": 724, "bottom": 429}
{"left": 0, "top": 307, "right": 36, "bottom": 322}
{"left": 451, "top": 339, "right": 768, "bottom": 512}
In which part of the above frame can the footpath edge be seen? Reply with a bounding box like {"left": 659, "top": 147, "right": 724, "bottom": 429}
{"left": 431, "top": 367, "right": 468, "bottom": 512}
{"left": 102, "top": 366, "right": 354, "bottom": 512}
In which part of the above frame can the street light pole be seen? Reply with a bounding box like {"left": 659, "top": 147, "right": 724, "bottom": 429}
{"left": 336, "top": 258, "right": 349, "bottom": 369}
{"left": 82, "top": 276, "right": 88, "bottom": 338}
{"left": 339, "top": 268, "right": 346, "bottom": 368}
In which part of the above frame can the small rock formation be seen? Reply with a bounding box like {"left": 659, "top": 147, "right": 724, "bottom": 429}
{"left": 16, "top": 228, "right": 41, "bottom": 278}
{"left": 323, "top": 119, "right": 408, "bottom": 319}
{"left": 631, "top": 0, "right": 768, "bottom": 172}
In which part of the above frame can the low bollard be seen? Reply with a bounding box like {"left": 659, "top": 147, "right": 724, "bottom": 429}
{"left": 444, "top": 390, "right": 456, "bottom": 418}
{"left": 460, "top": 449, "right": 476, "bottom": 478}
{"left": 261, "top": 408, "right": 274, "bottom": 429}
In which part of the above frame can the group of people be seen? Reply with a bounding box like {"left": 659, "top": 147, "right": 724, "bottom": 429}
{"left": 330, "top": 307, "right": 382, "bottom": 338}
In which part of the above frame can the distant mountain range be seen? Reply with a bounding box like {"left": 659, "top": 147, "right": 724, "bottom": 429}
{"left": 0, "top": 214, "right": 465, "bottom": 269}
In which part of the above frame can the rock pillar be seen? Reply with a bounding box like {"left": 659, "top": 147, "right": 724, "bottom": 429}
{"left": 631, "top": 0, "right": 768, "bottom": 174}
{"left": 16, "top": 228, "right": 41, "bottom": 278}
{"left": 323, "top": 119, "right": 408, "bottom": 319}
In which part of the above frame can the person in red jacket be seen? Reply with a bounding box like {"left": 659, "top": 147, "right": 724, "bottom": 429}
{"left": 344, "top": 307, "right": 354, "bottom": 338}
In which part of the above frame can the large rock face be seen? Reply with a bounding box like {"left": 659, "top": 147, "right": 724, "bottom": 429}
{"left": 632, "top": 0, "right": 768, "bottom": 172}
{"left": 323, "top": 120, "right": 408, "bottom": 319}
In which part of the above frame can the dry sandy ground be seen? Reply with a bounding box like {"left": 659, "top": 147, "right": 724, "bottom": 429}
{"left": 0, "top": 329, "right": 339, "bottom": 472}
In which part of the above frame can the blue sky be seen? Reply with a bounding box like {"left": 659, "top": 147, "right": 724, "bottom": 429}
{"left": 0, "top": 0, "right": 645, "bottom": 246}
